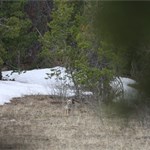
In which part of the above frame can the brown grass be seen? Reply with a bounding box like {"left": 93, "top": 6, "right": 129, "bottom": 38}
{"left": 0, "top": 95, "right": 150, "bottom": 150}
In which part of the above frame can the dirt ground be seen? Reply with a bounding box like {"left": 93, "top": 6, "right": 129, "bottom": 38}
{"left": 0, "top": 95, "right": 150, "bottom": 150}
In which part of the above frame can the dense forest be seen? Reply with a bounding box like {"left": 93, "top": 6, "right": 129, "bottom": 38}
{"left": 1, "top": 0, "right": 150, "bottom": 103}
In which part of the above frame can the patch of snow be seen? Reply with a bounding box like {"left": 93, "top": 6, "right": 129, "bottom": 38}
{"left": 2, "top": 67, "right": 73, "bottom": 87}
{"left": 111, "top": 77, "right": 137, "bottom": 100}
{"left": 0, "top": 67, "right": 138, "bottom": 105}
{"left": 120, "top": 77, "right": 137, "bottom": 100}
{"left": 1, "top": 67, "right": 74, "bottom": 105}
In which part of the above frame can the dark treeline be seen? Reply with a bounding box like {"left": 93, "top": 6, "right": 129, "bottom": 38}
{"left": 0, "top": 0, "right": 53, "bottom": 71}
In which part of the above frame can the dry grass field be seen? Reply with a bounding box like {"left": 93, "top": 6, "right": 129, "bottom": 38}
{"left": 0, "top": 95, "right": 150, "bottom": 150}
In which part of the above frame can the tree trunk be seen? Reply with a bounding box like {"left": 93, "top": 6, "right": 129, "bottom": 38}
{"left": 0, "top": 69, "right": 2, "bottom": 80}
{"left": 24, "top": 0, "right": 53, "bottom": 66}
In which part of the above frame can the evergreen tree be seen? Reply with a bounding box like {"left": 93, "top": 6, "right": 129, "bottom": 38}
{"left": 40, "top": 1, "right": 116, "bottom": 101}
{"left": 0, "top": 0, "right": 38, "bottom": 72}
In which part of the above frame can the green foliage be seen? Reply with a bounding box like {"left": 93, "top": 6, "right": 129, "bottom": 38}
{"left": 0, "top": 43, "right": 7, "bottom": 67}
{"left": 39, "top": 1, "right": 116, "bottom": 101}
{"left": 39, "top": 0, "right": 73, "bottom": 66}
{"left": 95, "top": 1, "right": 150, "bottom": 98}
{"left": 0, "top": 58, "right": 3, "bottom": 68}
{"left": 136, "top": 48, "right": 150, "bottom": 97}
{"left": 0, "top": 1, "right": 38, "bottom": 69}
{"left": 95, "top": 1, "right": 150, "bottom": 48}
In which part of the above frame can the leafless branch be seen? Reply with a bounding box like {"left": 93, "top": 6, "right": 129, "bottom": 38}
{"left": 35, "top": 27, "right": 43, "bottom": 37}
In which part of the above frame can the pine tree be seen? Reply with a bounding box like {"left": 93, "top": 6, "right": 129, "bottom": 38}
{"left": 40, "top": 1, "right": 116, "bottom": 101}
{"left": 0, "top": 0, "right": 38, "bottom": 73}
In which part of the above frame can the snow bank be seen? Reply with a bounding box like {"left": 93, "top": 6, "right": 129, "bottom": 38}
{"left": 1, "top": 67, "right": 74, "bottom": 105}
{"left": 120, "top": 77, "right": 137, "bottom": 99}
{"left": 111, "top": 77, "right": 137, "bottom": 100}
{"left": 2, "top": 67, "right": 73, "bottom": 87}
{"left": 0, "top": 67, "right": 137, "bottom": 105}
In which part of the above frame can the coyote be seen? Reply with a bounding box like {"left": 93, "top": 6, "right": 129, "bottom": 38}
{"left": 65, "top": 99, "right": 75, "bottom": 115}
